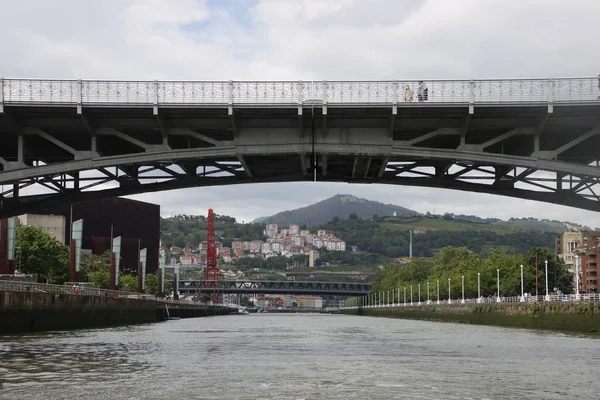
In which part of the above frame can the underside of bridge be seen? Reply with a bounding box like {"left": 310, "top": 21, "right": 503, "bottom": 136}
{"left": 1, "top": 100, "right": 600, "bottom": 217}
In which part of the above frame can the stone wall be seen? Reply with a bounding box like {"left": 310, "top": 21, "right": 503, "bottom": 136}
{"left": 343, "top": 302, "right": 600, "bottom": 335}
{"left": 0, "top": 291, "right": 233, "bottom": 334}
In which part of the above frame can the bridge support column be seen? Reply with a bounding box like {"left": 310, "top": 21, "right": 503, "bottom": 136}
{"left": 157, "top": 267, "right": 163, "bottom": 297}
{"left": 137, "top": 262, "right": 143, "bottom": 293}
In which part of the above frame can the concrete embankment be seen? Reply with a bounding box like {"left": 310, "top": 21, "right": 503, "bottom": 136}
{"left": 342, "top": 302, "right": 600, "bottom": 335}
{"left": 0, "top": 291, "right": 234, "bottom": 334}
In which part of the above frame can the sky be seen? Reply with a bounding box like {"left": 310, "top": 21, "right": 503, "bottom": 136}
{"left": 1, "top": 0, "right": 600, "bottom": 225}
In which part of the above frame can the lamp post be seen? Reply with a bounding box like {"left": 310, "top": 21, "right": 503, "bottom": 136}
{"left": 410, "top": 285, "right": 413, "bottom": 306}
{"left": 477, "top": 272, "right": 481, "bottom": 303}
{"left": 448, "top": 278, "right": 451, "bottom": 304}
{"left": 461, "top": 275, "right": 465, "bottom": 304}
{"left": 496, "top": 269, "right": 501, "bottom": 302}
{"left": 404, "top": 286, "right": 406, "bottom": 306}
{"left": 574, "top": 255, "right": 580, "bottom": 301}
{"left": 520, "top": 264, "right": 525, "bottom": 302}
{"left": 544, "top": 260, "right": 550, "bottom": 301}
{"left": 418, "top": 283, "right": 421, "bottom": 306}
{"left": 437, "top": 280, "right": 440, "bottom": 304}
{"left": 427, "top": 281, "right": 431, "bottom": 305}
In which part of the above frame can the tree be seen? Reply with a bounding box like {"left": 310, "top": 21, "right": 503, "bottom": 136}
{"left": 119, "top": 274, "right": 138, "bottom": 292}
{"left": 145, "top": 273, "right": 159, "bottom": 295}
{"left": 15, "top": 225, "right": 69, "bottom": 284}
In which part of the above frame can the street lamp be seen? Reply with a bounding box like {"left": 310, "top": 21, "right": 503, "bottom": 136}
{"left": 437, "top": 280, "right": 440, "bottom": 304}
{"left": 410, "top": 285, "right": 413, "bottom": 306}
{"left": 448, "top": 278, "right": 452, "bottom": 304}
{"left": 496, "top": 269, "right": 501, "bottom": 302}
{"left": 427, "top": 281, "right": 431, "bottom": 305}
{"left": 520, "top": 264, "right": 525, "bottom": 302}
{"left": 477, "top": 272, "right": 481, "bottom": 303}
{"left": 418, "top": 283, "right": 421, "bottom": 306}
{"left": 461, "top": 275, "right": 465, "bottom": 304}
{"left": 544, "top": 260, "right": 550, "bottom": 301}
{"left": 404, "top": 286, "right": 406, "bottom": 306}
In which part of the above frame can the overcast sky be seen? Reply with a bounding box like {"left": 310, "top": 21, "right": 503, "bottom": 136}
{"left": 2, "top": 0, "right": 600, "bottom": 226}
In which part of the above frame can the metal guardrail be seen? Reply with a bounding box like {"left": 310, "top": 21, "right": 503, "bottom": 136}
{"left": 342, "top": 293, "right": 600, "bottom": 309}
{"left": 2, "top": 77, "right": 599, "bottom": 106}
{"left": 0, "top": 280, "right": 240, "bottom": 310}
{"left": 0, "top": 279, "right": 154, "bottom": 299}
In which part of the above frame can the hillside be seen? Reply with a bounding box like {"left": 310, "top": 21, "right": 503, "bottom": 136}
{"left": 261, "top": 194, "right": 418, "bottom": 226}
{"left": 449, "top": 214, "right": 584, "bottom": 234}
{"left": 320, "top": 215, "right": 556, "bottom": 257}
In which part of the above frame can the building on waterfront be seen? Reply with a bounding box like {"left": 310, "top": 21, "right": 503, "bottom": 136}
{"left": 556, "top": 229, "right": 600, "bottom": 293}
{"left": 38, "top": 197, "right": 160, "bottom": 275}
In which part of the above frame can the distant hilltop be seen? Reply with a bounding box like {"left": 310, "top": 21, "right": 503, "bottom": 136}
{"left": 255, "top": 194, "right": 418, "bottom": 226}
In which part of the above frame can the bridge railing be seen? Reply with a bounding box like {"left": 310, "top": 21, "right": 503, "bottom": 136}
{"left": 2, "top": 77, "right": 599, "bottom": 106}
{"left": 342, "top": 293, "right": 600, "bottom": 309}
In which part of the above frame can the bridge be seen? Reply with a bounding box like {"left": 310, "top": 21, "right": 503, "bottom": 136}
{"left": 1, "top": 77, "right": 600, "bottom": 217}
{"left": 178, "top": 280, "right": 371, "bottom": 296}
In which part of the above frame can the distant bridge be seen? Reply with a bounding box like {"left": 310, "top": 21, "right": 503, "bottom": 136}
{"left": 178, "top": 280, "right": 371, "bottom": 296}
{"left": 2, "top": 77, "right": 600, "bottom": 217}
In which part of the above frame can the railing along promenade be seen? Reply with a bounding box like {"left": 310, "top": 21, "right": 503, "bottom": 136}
{"left": 0, "top": 279, "right": 196, "bottom": 305}
{"left": 2, "top": 77, "right": 600, "bottom": 106}
{"left": 341, "top": 293, "right": 600, "bottom": 310}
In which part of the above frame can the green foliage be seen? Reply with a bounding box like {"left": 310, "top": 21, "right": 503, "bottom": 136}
{"left": 371, "top": 246, "right": 573, "bottom": 302}
{"left": 15, "top": 225, "right": 69, "bottom": 284}
{"left": 320, "top": 216, "right": 556, "bottom": 258}
{"left": 145, "top": 273, "right": 159, "bottom": 294}
{"left": 80, "top": 251, "right": 111, "bottom": 288}
{"left": 119, "top": 274, "right": 138, "bottom": 292}
{"left": 160, "top": 216, "right": 263, "bottom": 249}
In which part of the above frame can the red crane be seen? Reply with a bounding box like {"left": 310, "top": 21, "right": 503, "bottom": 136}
{"left": 202, "top": 209, "right": 220, "bottom": 297}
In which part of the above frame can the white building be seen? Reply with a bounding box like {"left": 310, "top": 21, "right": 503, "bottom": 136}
{"left": 289, "top": 224, "right": 300, "bottom": 235}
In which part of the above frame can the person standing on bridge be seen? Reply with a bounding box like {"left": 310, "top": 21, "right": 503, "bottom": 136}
{"left": 404, "top": 85, "right": 414, "bottom": 102}
{"left": 417, "top": 81, "right": 429, "bottom": 102}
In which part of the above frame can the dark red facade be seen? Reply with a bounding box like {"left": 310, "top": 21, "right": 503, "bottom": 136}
{"left": 39, "top": 197, "right": 160, "bottom": 275}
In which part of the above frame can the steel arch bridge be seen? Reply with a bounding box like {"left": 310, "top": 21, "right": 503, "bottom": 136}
{"left": 1, "top": 77, "right": 600, "bottom": 217}
{"left": 178, "top": 280, "right": 371, "bottom": 297}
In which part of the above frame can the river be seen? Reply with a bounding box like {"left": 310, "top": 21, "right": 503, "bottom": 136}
{"left": 0, "top": 314, "right": 599, "bottom": 399}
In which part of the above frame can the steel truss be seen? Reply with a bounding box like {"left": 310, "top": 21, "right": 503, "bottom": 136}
{"left": 178, "top": 280, "right": 372, "bottom": 296}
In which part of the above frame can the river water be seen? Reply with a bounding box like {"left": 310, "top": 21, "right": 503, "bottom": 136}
{"left": 1, "top": 314, "right": 599, "bottom": 399}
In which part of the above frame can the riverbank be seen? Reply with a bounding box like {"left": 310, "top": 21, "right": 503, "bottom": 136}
{"left": 342, "top": 302, "right": 600, "bottom": 335}
{"left": 0, "top": 291, "right": 233, "bottom": 334}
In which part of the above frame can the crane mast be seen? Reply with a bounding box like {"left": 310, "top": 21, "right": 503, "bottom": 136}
{"left": 202, "top": 209, "right": 221, "bottom": 300}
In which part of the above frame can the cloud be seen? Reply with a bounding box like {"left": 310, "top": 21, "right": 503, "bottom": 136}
{"left": 1, "top": 0, "right": 600, "bottom": 227}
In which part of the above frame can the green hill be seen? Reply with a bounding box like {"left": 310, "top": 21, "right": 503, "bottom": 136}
{"left": 261, "top": 194, "right": 418, "bottom": 226}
